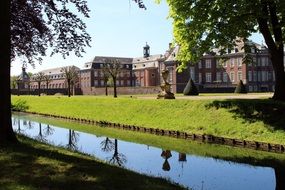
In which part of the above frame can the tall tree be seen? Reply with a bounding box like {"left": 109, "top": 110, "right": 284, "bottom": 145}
{"left": 0, "top": 0, "right": 91, "bottom": 143}
{"left": 0, "top": 0, "right": 146, "bottom": 143}
{"left": 34, "top": 72, "right": 45, "bottom": 96}
{"left": 43, "top": 74, "right": 51, "bottom": 94}
{"left": 10, "top": 76, "right": 18, "bottom": 89}
{"left": 156, "top": 0, "right": 285, "bottom": 101}
{"left": 61, "top": 66, "right": 79, "bottom": 97}
{"left": 102, "top": 59, "right": 122, "bottom": 98}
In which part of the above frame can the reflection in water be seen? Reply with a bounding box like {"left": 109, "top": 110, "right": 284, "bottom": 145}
{"left": 67, "top": 129, "right": 80, "bottom": 151}
{"left": 100, "top": 137, "right": 114, "bottom": 152}
{"left": 12, "top": 115, "right": 285, "bottom": 190}
{"left": 108, "top": 139, "right": 127, "bottom": 167}
{"left": 161, "top": 150, "right": 172, "bottom": 171}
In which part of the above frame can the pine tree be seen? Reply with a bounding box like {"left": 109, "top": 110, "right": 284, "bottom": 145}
{"left": 183, "top": 79, "right": 199, "bottom": 96}
{"left": 235, "top": 80, "right": 247, "bottom": 94}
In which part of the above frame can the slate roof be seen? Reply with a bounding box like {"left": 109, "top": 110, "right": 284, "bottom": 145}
{"left": 92, "top": 56, "right": 133, "bottom": 64}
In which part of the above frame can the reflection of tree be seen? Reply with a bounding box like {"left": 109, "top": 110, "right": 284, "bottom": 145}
{"left": 66, "top": 129, "right": 79, "bottom": 151}
{"left": 27, "top": 121, "right": 34, "bottom": 129}
{"left": 44, "top": 124, "right": 54, "bottom": 136}
{"left": 275, "top": 168, "right": 285, "bottom": 190}
{"left": 35, "top": 123, "right": 47, "bottom": 142}
{"left": 100, "top": 137, "right": 114, "bottom": 152}
{"left": 15, "top": 118, "right": 24, "bottom": 133}
{"left": 108, "top": 139, "right": 127, "bottom": 167}
{"left": 161, "top": 150, "right": 172, "bottom": 171}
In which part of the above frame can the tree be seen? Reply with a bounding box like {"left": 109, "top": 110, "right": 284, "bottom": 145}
{"left": 156, "top": 0, "right": 285, "bottom": 101}
{"left": 0, "top": 0, "right": 91, "bottom": 143}
{"left": 102, "top": 68, "right": 110, "bottom": 96}
{"left": 43, "top": 74, "right": 51, "bottom": 94}
{"left": 61, "top": 66, "right": 79, "bottom": 97}
{"left": 10, "top": 76, "right": 18, "bottom": 89}
{"left": 102, "top": 59, "right": 122, "bottom": 98}
{"left": 0, "top": 0, "right": 146, "bottom": 143}
{"left": 183, "top": 78, "right": 199, "bottom": 96}
{"left": 235, "top": 80, "right": 247, "bottom": 94}
{"left": 34, "top": 72, "right": 45, "bottom": 96}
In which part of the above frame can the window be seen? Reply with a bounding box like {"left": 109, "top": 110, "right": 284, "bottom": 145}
{"left": 253, "top": 71, "right": 257, "bottom": 81}
{"left": 223, "top": 60, "right": 227, "bottom": 67}
{"left": 248, "top": 71, "right": 252, "bottom": 82}
{"left": 249, "top": 85, "right": 253, "bottom": 92}
{"left": 258, "top": 71, "right": 261, "bottom": 81}
{"left": 254, "top": 85, "right": 258, "bottom": 91}
{"left": 94, "top": 80, "right": 98, "bottom": 86}
{"left": 127, "top": 80, "right": 131, "bottom": 86}
{"left": 230, "top": 59, "right": 235, "bottom": 67}
{"left": 151, "top": 73, "right": 155, "bottom": 78}
{"left": 100, "top": 80, "right": 104, "bottom": 86}
{"left": 199, "top": 73, "right": 202, "bottom": 83}
{"left": 205, "top": 59, "right": 211, "bottom": 68}
{"left": 206, "top": 73, "right": 212, "bottom": 82}
{"left": 238, "top": 58, "right": 242, "bottom": 67}
{"left": 237, "top": 71, "right": 242, "bottom": 81}
{"left": 262, "top": 71, "right": 267, "bottom": 81}
{"left": 94, "top": 71, "right": 98, "bottom": 77}
{"left": 121, "top": 80, "right": 124, "bottom": 86}
{"left": 230, "top": 72, "right": 235, "bottom": 82}
{"left": 268, "top": 72, "right": 272, "bottom": 81}
{"left": 116, "top": 80, "right": 119, "bottom": 86}
{"left": 190, "top": 67, "right": 195, "bottom": 80}
{"left": 216, "top": 72, "right": 221, "bottom": 82}
{"left": 198, "top": 61, "right": 202, "bottom": 69}
{"left": 223, "top": 72, "right": 228, "bottom": 82}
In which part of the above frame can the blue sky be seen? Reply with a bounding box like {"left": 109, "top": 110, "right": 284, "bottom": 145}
{"left": 11, "top": 0, "right": 263, "bottom": 75}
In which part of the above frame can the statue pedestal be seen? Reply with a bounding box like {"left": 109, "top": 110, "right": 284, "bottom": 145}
{"left": 157, "top": 83, "right": 175, "bottom": 99}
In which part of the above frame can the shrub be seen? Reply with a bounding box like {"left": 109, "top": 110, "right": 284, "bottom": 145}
{"left": 235, "top": 80, "right": 247, "bottom": 93}
{"left": 183, "top": 79, "right": 199, "bottom": 96}
{"left": 11, "top": 99, "right": 29, "bottom": 111}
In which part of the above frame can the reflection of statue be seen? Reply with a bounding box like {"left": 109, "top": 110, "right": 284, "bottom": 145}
{"left": 161, "top": 150, "right": 172, "bottom": 171}
{"left": 157, "top": 69, "right": 175, "bottom": 99}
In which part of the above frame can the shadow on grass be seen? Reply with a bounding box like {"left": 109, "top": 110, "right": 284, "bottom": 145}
{"left": 0, "top": 136, "right": 185, "bottom": 190}
{"left": 205, "top": 99, "right": 285, "bottom": 131}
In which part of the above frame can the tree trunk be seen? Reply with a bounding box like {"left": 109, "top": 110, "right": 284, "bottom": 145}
{"left": 38, "top": 82, "right": 41, "bottom": 96}
{"left": 257, "top": 2, "right": 285, "bottom": 101}
{"left": 113, "top": 76, "right": 117, "bottom": 98}
{"left": 0, "top": 0, "right": 18, "bottom": 143}
{"left": 67, "top": 79, "right": 71, "bottom": 97}
{"left": 104, "top": 79, "right": 108, "bottom": 96}
{"left": 270, "top": 50, "right": 285, "bottom": 101}
{"left": 275, "top": 167, "right": 285, "bottom": 190}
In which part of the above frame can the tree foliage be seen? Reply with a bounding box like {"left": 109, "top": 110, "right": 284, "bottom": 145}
{"left": 61, "top": 66, "right": 79, "bottom": 97}
{"left": 34, "top": 72, "right": 45, "bottom": 96}
{"left": 102, "top": 59, "right": 122, "bottom": 98}
{"left": 155, "top": 0, "right": 285, "bottom": 101}
{"left": 11, "top": 0, "right": 91, "bottom": 64}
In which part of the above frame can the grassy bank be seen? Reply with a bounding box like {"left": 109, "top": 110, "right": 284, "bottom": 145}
{"left": 12, "top": 96, "right": 285, "bottom": 145}
{"left": 0, "top": 135, "right": 185, "bottom": 190}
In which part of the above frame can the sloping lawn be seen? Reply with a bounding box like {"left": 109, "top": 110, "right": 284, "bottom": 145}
{"left": 12, "top": 96, "right": 285, "bottom": 145}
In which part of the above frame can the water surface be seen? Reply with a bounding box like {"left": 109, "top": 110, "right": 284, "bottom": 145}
{"left": 12, "top": 114, "right": 284, "bottom": 190}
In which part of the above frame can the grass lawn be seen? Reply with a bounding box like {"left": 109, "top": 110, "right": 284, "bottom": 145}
{"left": 12, "top": 95, "right": 285, "bottom": 145}
{"left": 0, "top": 135, "right": 185, "bottom": 190}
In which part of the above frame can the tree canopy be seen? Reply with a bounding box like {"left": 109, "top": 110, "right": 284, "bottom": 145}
{"left": 156, "top": 0, "right": 285, "bottom": 100}
{"left": 11, "top": 0, "right": 91, "bottom": 65}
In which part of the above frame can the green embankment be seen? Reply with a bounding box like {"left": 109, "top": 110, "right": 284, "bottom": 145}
{"left": 12, "top": 96, "right": 285, "bottom": 145}
{"left": 0, "top": 135, "right": 185, "bottom": 190}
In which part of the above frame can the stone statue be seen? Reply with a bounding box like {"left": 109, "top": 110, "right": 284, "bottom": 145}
{"left": 157, "top": 69, "right": 175, "bottom": 99}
